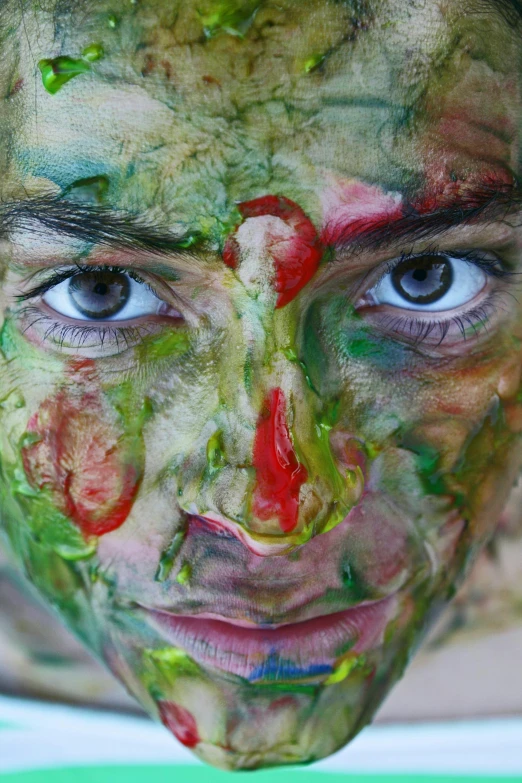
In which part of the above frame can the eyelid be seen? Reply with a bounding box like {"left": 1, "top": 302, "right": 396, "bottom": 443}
{"left": 16, "top": 263, "right": 164, "bottom": 304}
{"left": 368, "top": 247, "right": 511, "bottom": 294}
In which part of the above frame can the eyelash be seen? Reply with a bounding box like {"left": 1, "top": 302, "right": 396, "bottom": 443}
{"left": 16, "top": 263, "right": 164, "bottom": 351}
{"left": 14, "top": 251, "right": 516, "bottom": 352}
{"left": 367, "top": 248, "right": 515, "bottom": 345}
{"left": 16, "top": 263, "right": 159, "bottom": 302}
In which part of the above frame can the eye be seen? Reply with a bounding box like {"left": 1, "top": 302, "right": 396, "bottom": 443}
{"left": 42, "top": 269, "right": 170, "bottom": 321}
{"left": 369, "top": 254, "right": 487, "bottom": 312}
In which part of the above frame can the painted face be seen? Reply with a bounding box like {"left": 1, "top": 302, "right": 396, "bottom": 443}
{"left": 1, "top": 0, "right": 522, "bottom": 770}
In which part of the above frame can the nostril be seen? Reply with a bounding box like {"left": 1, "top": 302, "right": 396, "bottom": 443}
{"left": 252, "top": 387, "right": 308, "bottom": 534}
{"left": 188, "top": 513, "right": 298, "bottom": 557}
{"left": 329, "top": 432, "right": 368, "bottom": 487}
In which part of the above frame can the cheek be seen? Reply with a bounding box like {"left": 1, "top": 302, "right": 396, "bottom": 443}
{"left": 20, "top": 385, "right": 144, "bottom": 539}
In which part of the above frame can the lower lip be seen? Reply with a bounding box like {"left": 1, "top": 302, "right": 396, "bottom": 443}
{"left": 142, "top": 596, "right": 396, "bottom": 683}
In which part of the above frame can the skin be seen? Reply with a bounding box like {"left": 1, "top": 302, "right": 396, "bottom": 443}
{"left": 1, "top": 0, "right": 522, "bottom": 770}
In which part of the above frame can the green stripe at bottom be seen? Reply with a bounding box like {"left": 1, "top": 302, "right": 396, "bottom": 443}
{"left": 1, "top": 767, "right": 521, "bottom": 783}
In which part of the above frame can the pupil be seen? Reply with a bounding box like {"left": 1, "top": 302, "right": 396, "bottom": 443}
{"left": 392, "top": 255, "right": 452, "bottom": 306}
{"left": 69, "top": 271, "right": 130, "bottom": 319}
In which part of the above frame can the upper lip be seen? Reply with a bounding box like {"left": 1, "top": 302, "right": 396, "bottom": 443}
{"left": 186, "top": 511, "right": 306, "bottom": 556}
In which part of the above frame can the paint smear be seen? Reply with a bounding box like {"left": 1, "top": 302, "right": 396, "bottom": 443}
{"left": 158, "top": 701, "right": 200, "bottom": 748}
{"left": 223, "top": 195, "right": 324, "bottom": 308}
{"left": 252, "top": 388, "right": 308, "bottom": 533}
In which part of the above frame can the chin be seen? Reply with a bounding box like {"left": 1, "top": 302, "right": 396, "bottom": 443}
{"left": 100, "top": 582, "right": 435, "bottom": 771}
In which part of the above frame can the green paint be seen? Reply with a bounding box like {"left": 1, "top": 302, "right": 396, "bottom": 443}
{"left": 155, "top": 528, "right": 187, "bottom": 582}
{"left": 347, "top": 337, "right": 385, "bottom": 360}
{"left": 38, "top": 44, "right": 103, "bottom": 94}
{"left": 206, "top": 430, "right": 226, "bottom": 474}
{"left": 198, "top": 1, "right": 261, "bottom": 39}
{"left": 143, "top": 646, "right": 203, "bottom": 698}
{"left": 145, "top": 646, "right": 202, "bottom": 678}
{"left": 82, "top": 43, "right": 104, "bottom": 63}
{"left": 0, "top": 318, "right": 20, "bottom": 361}
{"left": 38, "top": 57, "right": 92, "bottom": 95}
{"left": 313, "top": 401, "right": 351, "bottom": 520}
{"left": 1, "top": 431, "right": 96, "bottom": 562}
{"left": 107, "top": 14, "right": 119, "bottom": 29}
{"left": 137, "top": 330, "right": 190, "bottom": 363}
{"left": 325, "top": 654, "right": 366, "bottom": 684}
{"left": 400, "top": 436, "right": 449, "bottom": 500}
{"left": 64, "top": 175, "right": 110, "bottom": 203}
{"left": 0, "top": 389, "right": 25, "bottom": 410}
{"left": 341, "top": 562, "right": 370, "bottom": 602}
{"left": 176, "top": 561, "right": 192, "bottom": 585}
{"left": 304, "top": 53, "right": 326, "bottom": 73}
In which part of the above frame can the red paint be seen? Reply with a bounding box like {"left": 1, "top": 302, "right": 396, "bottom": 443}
{"left": 320, "top": 179, "right": 403, "bottom": 247}
{"left": 21, "top": 389, "right": 143, "bottom": 538}
{"left": 252, "top": 388, "right": 308, "bottom": 533}
{"left": 158, "top": 701, "right": 200, "bottom": 748}
{"left": 223, "top": 195, "right": 323, "bottom": 308}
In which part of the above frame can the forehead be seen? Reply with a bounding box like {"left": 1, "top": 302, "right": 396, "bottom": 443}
{"left": 1, "top": 0, "right": 521, "bottom": 229}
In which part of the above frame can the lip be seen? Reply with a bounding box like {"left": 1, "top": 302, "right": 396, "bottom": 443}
{"left": 140, "top": 595, "right": 397, "bottom": 683}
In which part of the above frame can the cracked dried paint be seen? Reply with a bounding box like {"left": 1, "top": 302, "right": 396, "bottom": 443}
{"left": 0, "top": 0, "right": 522, "bottom": 773}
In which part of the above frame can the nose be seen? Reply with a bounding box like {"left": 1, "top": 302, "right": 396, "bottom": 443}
{"left": 174, "top": 196, "right": 364, "bottom": 554}
{"left": 252, "top": 387, "right": 308, "bottom": 535}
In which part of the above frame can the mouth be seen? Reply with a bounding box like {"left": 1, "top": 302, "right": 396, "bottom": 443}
{"left": 140, "top": 595, "right": 397, "bottom": 683}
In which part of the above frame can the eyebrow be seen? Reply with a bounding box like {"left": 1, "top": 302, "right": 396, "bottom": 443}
{"left": 326, "top": 179, "right": 522, "bottom": 256}
{"left": 487, "top": 0, "right": 522, "bottom": 24}
{"left": 2, "top": 179, "right": 522, "bottom": 267}
{"left": 0, "top": 195, "right": 200, "bottom": 255}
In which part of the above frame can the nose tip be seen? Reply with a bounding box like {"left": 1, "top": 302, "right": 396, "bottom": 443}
{"left": 252, "top": 387, "right": 308, "bottom": 534}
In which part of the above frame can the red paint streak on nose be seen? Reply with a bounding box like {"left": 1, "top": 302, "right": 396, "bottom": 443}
{"left": 252, "top": 388, "right": 308, "bottom": 534}
{"left": 223, "top": 195, "right": 324, "bottom": 308}
{"left": 158, "top": 701, "right": 200, "bottom": 748}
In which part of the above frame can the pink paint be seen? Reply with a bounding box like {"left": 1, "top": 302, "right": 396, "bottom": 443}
{"left": 319, "top": 177, "right": 403, "bottom": 246}
{"left": 223, "top": 195, "right": 324, "bottom": 308}
{"left": 252, "top": 388, "right": 308, "bottom": 534}
{"left": 158, "top": 701, "right": 200, "bottom": 748}
{"left": 21, "top": 386, "right": 142, "bottom": 538}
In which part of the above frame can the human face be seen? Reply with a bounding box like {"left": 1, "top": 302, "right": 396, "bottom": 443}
{"left": 1, "top": 0, "right": 522, "bottom": 770}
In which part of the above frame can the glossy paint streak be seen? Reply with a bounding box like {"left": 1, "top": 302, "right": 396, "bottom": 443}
{"left": 223, "top": 196, "right": 323, "bottom": 308}
{"left": 252, "top": 388, "right": 308, "bottom": 533}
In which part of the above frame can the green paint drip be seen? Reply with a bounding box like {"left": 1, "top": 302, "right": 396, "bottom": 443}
{"left": 39, "top": 56, "right": 91, "bottom": 94}
{"left": 176, "top": 561, "right": 192, "bottom": 585}
{"left": 155, "top": 528, "right": 187, "bottom": 582}
{"left": 38, "top": 44, "right": 103, "bottom": 95}
{"left": 206, "top": 430, "right": 226, "bottom": 475}
{"left": 82, "top": 43, "right": 104, "bottom": 63}
{"left": 199, "top": 1, "right": 261, "bottom": 39}
{"left": 325, "top": 654, "right": 367, "bottom": 685}
{"left": 107, "top": 14, "right": 119, "bottom": 29}
{"left": 304, "top": 53, "right": 326, "bottom": 73}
